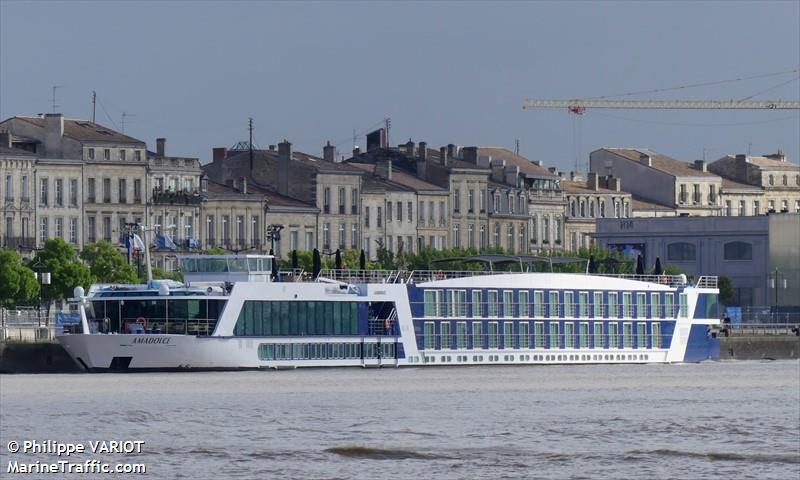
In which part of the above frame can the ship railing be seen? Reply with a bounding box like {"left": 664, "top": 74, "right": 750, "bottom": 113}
{"left": 695, "top": 276, "right": 718, "bottom": 288}
{"left": 318, "top": 269, "right": 401, "bottom": 284}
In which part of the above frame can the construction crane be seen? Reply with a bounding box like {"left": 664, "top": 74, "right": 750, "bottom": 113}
{"left": 522, "top": 99, "right": 800, "bottom": 114}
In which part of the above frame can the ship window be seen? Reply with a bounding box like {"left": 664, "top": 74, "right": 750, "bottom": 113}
{"left": 608, "top": 322, "right": 618, "bottom": 348}
{"left": 650, "top": 293, "right": 659, "bottom": 319}
{"left": 637, "top": 322, "right": 647, "bottom": 348}
{"left": 579, "top": 322, "right": 589, "bottom": 348}
{"left": 471, "top": 290, "right": 483, "bottom": 317}
{"left": 456, "top": 322, "right": 467, "bottom": 349}
{"left": 503, "top": 322, "right": 514, "bottom": 348}
{"left": 593, "top": 322, "right": 603, "bottom": 349}
{"left": 564, "top": 292, "right": 574, "bottom": 318}
{"left": 564, "top": 322, "right": 575, "bottom": 348}
{"left": 652, "top": 323, "right": 662, "bottom": 348}
{"left": 623, "top": 323, "right": 633, "bottom": 348}
{"left": 503, "top": 290, "right": 514, "bottom": 317}
{"left": 519, "top": 291, "right": 529, "bottom": 317}
{"left": 549, "top": 291, "right": 560, "bottom": 318}
{"left": 472, "top": 321, "right": 483, "bottom": 349}
{"left": 533, "top": 291, "right": 544, "bottom": 317}
{"left": 488, "top": 322, "right": 499, "bottom": 348}
{"left": 440, "top": 322, "right": 451, "bottom": 350}
{"left": 424, "top": 322, "right": 435, "bottom": 349}
{"left": 424, "top": 290, "right": 436, "bottom": 317}
{"left": 534, "top": 322, "right": 544, "bottom": 348}
{"left": 235, "top": 301, "right": 358, "bottom": 336}
{"left": 636, "top": 293, "right": 646, "bottom": 318}
{"left": 487, "top": 291, "right": 499, "bottom": 317}
{"left": 593, "top": 292, "right": 603, "bottom": 318}
{"left": 519, "top": 322, "right": 530, "bottom": 348}
{"left": 548, "top": 322, "right": 559, "bottom": 349}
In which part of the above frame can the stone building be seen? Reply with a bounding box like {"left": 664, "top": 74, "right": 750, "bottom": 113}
{"left": 590, "top": 148, "right": 723, "bottom": 216}
{"left": 0, "top": 132, "right": 37, "bottom": 251}
{"left": 710, "top": 152, "right": 800, "bottom": 216}
{"left": 562, "top": 172, "right": 632, "bottom": 251}
{"left": 202, "top": 140, "right": 362, "bottom": 257}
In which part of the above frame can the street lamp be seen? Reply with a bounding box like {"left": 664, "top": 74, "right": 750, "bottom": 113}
{"left": 31, "top": 259, "right": 51, "bottom": 326}
{"left": 266, "top": 224, "right": 284, "bottom": 254}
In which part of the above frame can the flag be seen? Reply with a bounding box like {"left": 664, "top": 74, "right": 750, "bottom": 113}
{"left": 126, "top": 233, "right": 146, "bottom": 252}
{"left": 155, "top": 233, "right": 177, "bottom": 250}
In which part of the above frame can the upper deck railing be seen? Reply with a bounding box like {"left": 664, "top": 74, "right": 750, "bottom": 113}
{"left": 317, "top": 269, "right": 717, "bottom": 288}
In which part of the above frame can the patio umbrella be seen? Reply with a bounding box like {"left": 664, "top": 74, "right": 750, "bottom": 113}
{"left": 359, "top": 249, "right": 366, "bottom": 270}
{"left": 653, "top": 257, "right": 663, "bottom": 275}
{"left": 636, "top": 254, "right": 645, "bottom": 275}
{"left": 335, "top": 249, "right": 343, "bottom": 270}
{"left": 588, "top": 255, "right": 597, "bottom": 274}
{"left": 291, "top": 250, "right": 299, "bottom": 270}
{"left": 312, "top": 248, "right": 321, "bottom": 279}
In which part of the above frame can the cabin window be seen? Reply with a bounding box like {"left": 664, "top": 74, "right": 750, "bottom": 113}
{"left": 487, "top": 291, "right": 499, "bottom": 317}
{"left": 549, "top": 291, "right": 560, "bottom": 318}
{"left": 650, "top": 293, "right": 659, "bottom": 319}
{"left": 424, "top": 322, "right": 435, "bottom": 349}
{"left": 519, "top": 322, "right": 530, "bottom": 348}
{"left": 636, "top": 293, "right": 646, "bottom": 318}
{"left": 593, "top": 292, "right": 603, "bottom": 318}
{"left": 235, "top": 301, "right": 358, "bottom": 336}
{"left": 534, "top": 322, "right": 544, "bottom": 348}
{"left": 488, "top": 322, "right": 499, "bottom": 348}
{"left": 622, "top": 323, "right": 633, "bottom": 348}
{"left": 503, "top": 322, "right": 514, "bottom": 349}
{"left": 472, "top": 321, "right": 484, "bottom": 349}
{"left": 637, "top": 322, "right": 647, "bottom": 349}
{"left": 665, "top": 294, "right": 674, "bottom": 317}
{"left": 503, "top": 290, "right": 514, "bottom": 317}
{"left": 593, "top": 322, "right": 603, "bottom": 349}
{"left": 471, "top": 290, "right": 483, "bottom": 317}
{"left": 533, "top": 291, "right": 544, "bottom": 317}
{"left": 608, "top": 322, "right": 619, "bottom": 348}
{"left": 608, "top": 292, "right": 618, "bottom": 318}
{"left": 436, "top": 290, "right": 448, "bottom": 317}
{"left": 652, "top": 323, "right": 662, "bottom": 348}
{"left": 579, "top": 322, "right": 589, "bottom": 348}
{"left": 548, "top": 322, "right": 559, "bottom": 349}
{"left": 564, "top": 322, "right": 575, "bottom": 348}
{"left": 564, "top": 292, "right": 574, "bottom": 318}
{"left": 452, "top": 290, "right": 467, "bottom": 317}
{"left": 579, "top": 292, "right": 589, "bottom": 318}
{"left": 679, "top": 294, "right": 688, "bottom": 317}
{"left": 519, "top": 291, "right": 529, "bottom": 317}
{"left": 440, "top": 322, "right": 451, "bottom": 350}
{"left": 456, "top": 322, "right": 467, "bottom": 349}
{"left": 622, "top": 292, "right": 633, "bottom": 318}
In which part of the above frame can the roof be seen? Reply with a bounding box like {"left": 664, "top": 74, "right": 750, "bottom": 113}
{"left": 478, "top": 147, "right": 555, "bottom": 178}
{"left": 225, "top": 148, "right": 363, "bottom": 174}
{"left": 561, "top": 179, "right": 620, "bottom": 194}
{"left": 630, "top": 195, "right": 674, "bottom": 211}
{"left": 604, "top": 148, "right": 718, "bottom": 178}
{"left": 745, "top": 155, "right": 798, "bottom": 169}
{"left": 203, "top": 179, "right": 263, "bottom": 201}
{"left": 11, "top": 116, "right": 145, "bottom": 144}
{"left": 417, "top": 147, "right": 489, "bottom": 171}
{"left": 244, "top": 182, "right": 317, "bottom": 209}
{"left": 720, "top": 177, "right": 762, "bottom": 191}
{"left": 349, "top": 162, "right": 447, "bottom": 193}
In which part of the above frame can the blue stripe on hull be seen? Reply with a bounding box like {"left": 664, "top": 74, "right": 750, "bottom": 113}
{"left": 684, "top": 324, "right": 720, "bottom": 362}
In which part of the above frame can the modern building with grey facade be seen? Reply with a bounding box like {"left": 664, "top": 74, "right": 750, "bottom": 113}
{"left": 594, "top": 214, "right": 800, "bottom": 307}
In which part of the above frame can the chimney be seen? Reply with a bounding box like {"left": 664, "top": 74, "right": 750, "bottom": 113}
{"left": 735, "top": 154, "right": 748, "bottom": 182}
{"left": 405, "top": 139, "right": 415, "bottom": 157}
{"left": 352, "top": 146, "right": 361, "bottom": 158}
{"left": 490, "top": 159, "right": 506, "bottom": 183}
{"left": 323, "top": 141, "right": 335, "bottom": 163}
{"left": 639, "top": 152, "right": 652, "bottom": 166}
{"left": 239, "top": 177, "right": 247, "bottom": 194}
{"left": 587, "top": 172, "right": 599, "bottom": 191}
{"left": 212, "top": 147, "right": 228, "bottom": 162}
{"left": 156, "top": 138, "right": 166, "bottom": 157}
{"left": 366, "top": 128, "right": 386, "bottom": 151}
{"left": 766, "top": 149, "right": 787, "bottom": 162}
{"left": 462, "top": 146, "right": 478, "bottom": 165}
{"left": 447, "top": 144, "right": 456, "bottom": 159}
{"left": 608, "top": 176, "right": 621, "bottom": 192}
{"left": 548, "top": 167, "right": 557, "bottom": 174}
{"left": 416, "top": 157, "right": 427, "bottom": 180}
{"left": 278, "top": 140, "right": 291, "bottom": 197}
{"left": 439, "top": 147, "right": 448, "bottom": 166}
{"left": 418, "top": 141, "right": 427, "bottom": 161}
{"left": 504, "top": 165, "right": 520, "bottom": 186}
{"left": 478, "top": 155, "right": 491, "bottom": 168}
{"left": 570, "top": 171, "right": 583, "bottom": 182}
{"left": 375, "top": 159, "right": 392, "bottom": 180}
{"left": 693, "top": 159, "right": 707, "bottom": 172}
{"left": 268, "top": 144, "right": 276, "bottom": 151}
{"left": 0, "top": 130, "right": 11, "bottom": 148}
{"left": 44, "top": 113, "right": 64, "bottom": 157}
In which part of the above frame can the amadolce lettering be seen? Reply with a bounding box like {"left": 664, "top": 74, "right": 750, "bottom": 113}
{"left": 131, "top": 337, "right": 171, "bottom": 345}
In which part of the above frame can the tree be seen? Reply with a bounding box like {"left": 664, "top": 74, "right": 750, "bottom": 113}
{"left": 29, "top": 238, "right": 93, "bottom": 304}
{"left": 80, "top": 241, "right": 138, "bottom": 284}
{"left": 717, "top": 275, "right": 736, "bottom": 306}
{"left": 0, "top": 248, "right": 39, "bottom": 308}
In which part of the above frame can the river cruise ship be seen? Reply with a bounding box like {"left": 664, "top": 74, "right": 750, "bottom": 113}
{"left": 58, "top": 254, "right": 721, "bottom": 372}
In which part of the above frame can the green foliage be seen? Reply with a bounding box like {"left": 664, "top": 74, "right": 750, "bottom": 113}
{"left": 203, "top": 248, "right": 228, "bottom": 255}
{"left": 29, "top": 238, "right": 93, "bottom": 302}
{"left": 0, "top": 248, "right": 39, "bottom": 307}
{"left": 150, "top": 267, "right": 184, "bottom": 282}
{"left": 717, "top": 275, "right": 736, "bottom": 306}
{"left": 80, "top": 241, "right": 138, "bottom": 284}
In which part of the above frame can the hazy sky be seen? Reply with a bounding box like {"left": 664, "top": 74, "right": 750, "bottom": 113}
{"left": 2, "top": 1, "right": 798, "bottom": 172}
